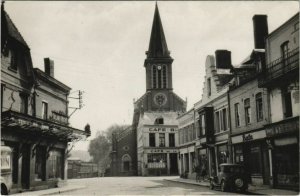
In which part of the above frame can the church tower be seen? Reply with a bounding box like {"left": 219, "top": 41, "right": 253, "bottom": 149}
{"left": 134, "top": 3, "right": 186, "bottom": 112}
{"left": 144, "top": 3, "right": 173, "bottom": 91}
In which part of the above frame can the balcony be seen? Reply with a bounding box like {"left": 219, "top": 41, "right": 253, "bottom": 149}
{"left": 1, "top": 110, "right": 89, "bottom": 141}
{"left": 258, "top": 47, "right": 299, "bottom": 87}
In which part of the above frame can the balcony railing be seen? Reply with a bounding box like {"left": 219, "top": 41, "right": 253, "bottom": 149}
{"left": 259, "top": 47, "right": 299, "bottom": 87}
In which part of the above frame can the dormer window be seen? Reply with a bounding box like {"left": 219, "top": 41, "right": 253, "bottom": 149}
{"left": 154, "top": 117, "right": 164, "bottom": 125}
{"left": 10, "top": 50, "right": 18, "bottom": 71}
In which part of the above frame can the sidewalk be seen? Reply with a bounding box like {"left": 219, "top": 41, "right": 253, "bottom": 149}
{"left": 164, "top": 177, "right": 299, "bottom": 195}
{"left": 12, "top": 185, "right": 86, "bottom": 196}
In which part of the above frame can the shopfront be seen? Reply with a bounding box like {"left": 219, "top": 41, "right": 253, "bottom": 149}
{"left": 265, "top": 116, "right": 299, "bottom": 190}
{"left": 232, "top": 129, "right": 270, "bottom": 185}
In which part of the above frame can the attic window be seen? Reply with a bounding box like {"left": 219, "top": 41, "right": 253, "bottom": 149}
{"left": 155, "top": 117, "right": 164, "bottom": 125}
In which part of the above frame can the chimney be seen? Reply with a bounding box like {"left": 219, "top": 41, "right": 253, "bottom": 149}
{"left": 215, "top": 50, "right": 232, "bottom": 69}
{"left": 253, "top": 15, "right": 269, "bottom": 49}
{"left": 44, "top": 58, "right": 54, "bottom": 77}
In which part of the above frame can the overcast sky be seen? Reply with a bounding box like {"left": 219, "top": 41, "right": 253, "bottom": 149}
{"left": 5, "top": 1, "right": 298, "bottom": 151}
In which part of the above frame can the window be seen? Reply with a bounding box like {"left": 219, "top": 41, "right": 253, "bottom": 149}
{"left": 214, "top": 111, "right": 220, "bottom": 133}
{"left": 154, "top": 117, "right": 164, "bottom": 125}
{"left": 249, "top": 145, "right": 262, "bottom": 175}
{"left": 162, "top": 65, "right": 167, "bottom": 88}
{"left": 152, "top": 66, "right": 157, "bottom": 88}
{"left": 234, "top": 103, "right": 240, "bottom": 127}
{"left": 169, "top": 133, "right": 175, "bottom": 147}
{"left": 149, "top": 133, "right": 156, "bottom": 147}
{"left": 200, "top": 114, "right": 206, "bottom": 136}
{"left": 218, "top": 145, "right": 228, "bottom": 164}
{"left": 10, "top": 50, "right": 18, "bottom": 71}
{"left": 159, "top": 133, "right": 165, "bottom": 147}
{"left": 147, "top": 154, "right": 166, "bottom": 168}
{"left": 207, "top": 78, "right": 211, "bottom": 96}
{"left": 282, "top": 87, "right": 292, "bottom": 118}
{"left": 42, "top": 102, "right": 48, "bottom": 119}
{"left": 20, "top": 93, "right": 28, "bottom": 114}
{"left": 256, "top": 93, "right": 263, "bottom": 121}
{"left": 221, "top": 108, "right": 227, "bottom": 130}
{"left": 157, "top": 67, "right": 162, "bottom": 88}
{"left": 244, "top": 98, "right": 251, "bottom": 125}
{"left": 281, "top": 41, "right": 289, "bottom": 66}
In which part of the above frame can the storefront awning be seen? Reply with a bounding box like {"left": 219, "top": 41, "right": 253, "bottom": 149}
{"left": 1, "top": 110, "right": 88, "bottom": 142}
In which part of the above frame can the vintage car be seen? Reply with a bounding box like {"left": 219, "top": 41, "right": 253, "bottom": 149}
{"left": 1, "top": 146, "right": 12, "bottom": 195}
{"left": 209, "top": 163, "right": 249, "bottom": 192}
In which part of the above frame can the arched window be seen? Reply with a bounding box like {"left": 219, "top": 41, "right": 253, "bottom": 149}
{"left": 152, "top": 65, "right": 168, "bottom": 89}
{"left": 122, "top": 154, "right": 131, "bottom": 172}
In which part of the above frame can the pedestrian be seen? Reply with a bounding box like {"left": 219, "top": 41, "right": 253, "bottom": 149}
{"left": 195, "top": 165, "right": 201, "bottom": 182}
{"left": 201, "top": 164, "right": 207, "bottom": 181}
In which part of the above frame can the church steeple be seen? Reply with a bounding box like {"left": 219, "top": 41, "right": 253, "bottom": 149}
{"left": 146, "top": 3, "right": 170, "bottom": 58}
{"left": 144, "top": 3, "right": 173, "bottom": 91}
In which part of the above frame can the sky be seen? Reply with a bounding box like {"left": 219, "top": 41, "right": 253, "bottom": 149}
{"left": 4, "top": 1, "right": 298, "bottom": 151}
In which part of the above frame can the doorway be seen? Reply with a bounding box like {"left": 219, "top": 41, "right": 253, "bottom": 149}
{"left": 169, "top": 153, "right": 178, "bottom": 175}
{"left": 21, "top": 144, "right": 30, "bottom": 189}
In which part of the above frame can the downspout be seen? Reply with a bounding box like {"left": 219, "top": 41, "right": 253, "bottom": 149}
{"left": 227, "top": 87, "right": 233, "bottom": 163}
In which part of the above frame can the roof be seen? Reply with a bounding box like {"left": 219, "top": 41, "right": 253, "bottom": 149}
{"left": 139, "top": 111, "right": 179, "bottom": 126}
{"left": 146, "top": 3, "right": 170, "bottom": 58}
{"left": 34, "top": 68, "right": 71, "bottom": 92}
{"left": 1, "top": 5, "right": 29, "bottom": 48}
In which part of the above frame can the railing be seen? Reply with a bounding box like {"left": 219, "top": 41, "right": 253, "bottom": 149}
{"left": 261, "top": 47, "right": 299, "bottom": 85}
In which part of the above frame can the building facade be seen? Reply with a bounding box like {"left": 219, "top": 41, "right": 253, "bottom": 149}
{"left": 258, "top": 13, "right": 299, "bottom": 190}
{"left": 177, "top": 109, "right": 196, "bottom": 178}
{"left": 110, "top": 126, "right": 137, "bottom": 176}
{"left": 1, "top": 5, "right": 89, "bottom": 193}
{"left": 133, "top": 4, "right": 186, "bottom": 176}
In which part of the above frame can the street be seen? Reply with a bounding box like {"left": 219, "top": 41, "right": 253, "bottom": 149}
{"left": 65, "top": 176, "right": 242, "bottom": 195}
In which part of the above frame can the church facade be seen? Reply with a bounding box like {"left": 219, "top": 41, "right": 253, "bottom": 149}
{"left": 111, "top": 3, "right": 186, "bottom": 176}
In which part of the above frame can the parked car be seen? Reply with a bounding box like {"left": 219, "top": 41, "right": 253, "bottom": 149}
{"left": 209, "top": 163, "right": 249, "bottom": 193}
{"left": 1, "top": 146, "right": 12, "bottom": 195}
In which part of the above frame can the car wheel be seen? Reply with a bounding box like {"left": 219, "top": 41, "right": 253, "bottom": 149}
{"left": 221, "top": 181, "right": 227, "bottom": 192}
{"left": 1, "top": 184, "right": 8, "bottom": 195}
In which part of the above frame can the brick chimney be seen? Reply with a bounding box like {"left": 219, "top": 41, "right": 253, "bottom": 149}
{"left": 44, "top": 58, "right": 54, "bottom": 77}
{"left": 215, "top": 50, "right": 232, "bottom": 69}
{"left": 253, "top": 15, "right": 269, "bottom": 49}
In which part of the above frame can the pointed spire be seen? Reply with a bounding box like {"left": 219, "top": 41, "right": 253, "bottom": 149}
{"left": 146, "top": 3, "right": 170, "bottom": 58}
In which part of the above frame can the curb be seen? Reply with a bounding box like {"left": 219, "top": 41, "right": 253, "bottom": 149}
{"left": 13, "top": 185, "right": 86, "bottom": 196}
{"left": 164, "top": 179, "right": 210, "bottom": 187}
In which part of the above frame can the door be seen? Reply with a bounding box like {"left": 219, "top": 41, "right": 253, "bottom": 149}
{"left": 21, "top": 144, "right": 30, "bottom": 189}
{"left": 169, "top": 153, "right": 178, "bottom": 175}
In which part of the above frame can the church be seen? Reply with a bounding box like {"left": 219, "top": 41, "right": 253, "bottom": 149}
{"left": 111, "top": 3, "right": 186, "bottom": 176}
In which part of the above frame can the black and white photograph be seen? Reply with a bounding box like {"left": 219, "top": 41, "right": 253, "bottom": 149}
{"left": 1, "top": 0, "right": 299, "bottom": 195}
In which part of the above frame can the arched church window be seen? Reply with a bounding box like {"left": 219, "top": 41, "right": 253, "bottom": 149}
{"left": 162, "top": 65, "right": 167, "bottom": 88}
{"left": 152, "top": 66, "right": 157, "bottom": 88}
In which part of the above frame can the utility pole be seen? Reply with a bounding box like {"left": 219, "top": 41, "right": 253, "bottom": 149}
{"left": 68, "top": 90, "right": 84, "bottom": 117}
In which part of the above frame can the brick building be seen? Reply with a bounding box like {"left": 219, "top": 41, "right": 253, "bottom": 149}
{"left": 1, "top": 5, "right": 89, "bottom": 193}
{"left": 110, "top": 126, "right": 137, "bottom": 176}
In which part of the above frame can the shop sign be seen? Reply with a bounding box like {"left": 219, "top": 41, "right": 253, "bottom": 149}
{"left": 146, "top": 149, "right": 178, "bottom": 153}
{"left": 148, "top": 127, "right": 176, "bottom": 132}
{"left": 243, "top": 134, "right": 253, "bottom": 142}
{"left": 266, "top": 120, "right": 299, "bottom": 137}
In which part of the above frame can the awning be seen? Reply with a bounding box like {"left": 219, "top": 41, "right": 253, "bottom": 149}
{"left": 1, "top": 110, "right": 88, "bottom": 142}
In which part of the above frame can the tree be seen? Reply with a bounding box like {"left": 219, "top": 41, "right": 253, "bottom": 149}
{"left": 88, "top": 124, "right": 129, "bottom": 174}
{"left": 88, "top": 134, "right": 110, "bottom": 164}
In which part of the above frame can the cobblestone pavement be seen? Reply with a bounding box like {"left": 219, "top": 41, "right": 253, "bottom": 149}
{"left": 64, "top": 176, "right": 241, "bottom": 195}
